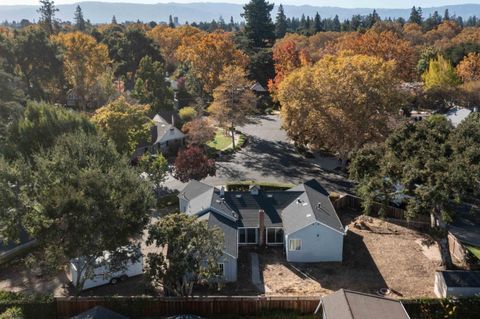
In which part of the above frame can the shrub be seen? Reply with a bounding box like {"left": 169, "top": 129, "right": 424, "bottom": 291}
{"left": 178, "top": 107, "right": 197, "bottom": 122}
{"left": 0, "top": 307, "right": 23, "bottom": 319}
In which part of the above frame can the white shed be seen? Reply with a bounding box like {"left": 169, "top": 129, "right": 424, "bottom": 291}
{"left": 434, "top": 270, "right": 480, "bottom": 298}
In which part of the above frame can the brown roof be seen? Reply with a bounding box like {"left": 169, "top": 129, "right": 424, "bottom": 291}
{"left": 321, "top": 289, "right": 410, "bottom": 319}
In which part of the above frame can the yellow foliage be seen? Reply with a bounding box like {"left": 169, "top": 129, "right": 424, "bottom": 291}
{"left": 422, "top": 55, "right": 460, "bottom": 89}
{"left": 176, "top": 32, "right": 248, "bottom": 94}
{"left": 52, "top": 32, "right": 110, "bottom": 110}
{"left": 277, "top": 53, "right": 403, "bottom": 159}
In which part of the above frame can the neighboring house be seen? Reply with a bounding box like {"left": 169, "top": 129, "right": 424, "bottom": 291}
{"left": 151, "top": 114, "right": 185, "bottom": 155}
{"left": 71, "top": 306, "right": 129, "bottom": 319}
{"left": 0, "top": 230, "right": 35, "bottom": 265}
{"left": 178, "top": 179, "right": 346, "bottom": 282}
{"left": 446, "top": 106, "right": 472, "bottom": 127}
{"left": 250, "top": 82, "right": 267, "bottom": 93}
{"left": 434, "top": 271, "right": 480, "bottom": 298}
{"left": 448, "top": 203, "right": 480, "bottom": 269}
{"left": 316, "top": 289, "right": 411, "bottom": 319}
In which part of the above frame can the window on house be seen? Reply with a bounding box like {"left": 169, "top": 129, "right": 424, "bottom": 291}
{"left": 267, "top": 228, "right": 284, "bottom": 244}
{"left": 218, "top": 263, "right": 225, "bottom": 276}
{"left": 238, "top": 228, "right": 257, "bottom": 244}
{"left": 288, "top": 239, "right": 302, "bottom": 251}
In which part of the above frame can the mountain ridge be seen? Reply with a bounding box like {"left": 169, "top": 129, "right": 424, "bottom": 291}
{"left": 1, "top": 2, "right": 480, "bottom": 24}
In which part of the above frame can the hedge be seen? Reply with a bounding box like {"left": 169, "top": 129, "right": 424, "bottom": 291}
{"left": 403, "top": 297, "right": 480, "bottom": 319}
{"left": 0, "top": 292, "right": 55, "bottom": 319}
{"left": 156, "top": 191, "right": 179, "bottom": 209}
{"left": 226, "top": 181, "right": 294, "bottom": 192}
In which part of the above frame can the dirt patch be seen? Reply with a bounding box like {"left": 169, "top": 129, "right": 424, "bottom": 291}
{"left": 260, "top": 212, "right": 439, "bottom": 298}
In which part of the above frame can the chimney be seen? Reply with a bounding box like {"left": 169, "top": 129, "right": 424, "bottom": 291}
{"left": 220, "top": 186, "right": 225, "bottom": 197}
{"left": 259, "top": 209, "right": 265, "bottom": 247}
{"left": 171, "top": 114, "right": 175, "bottom": 127}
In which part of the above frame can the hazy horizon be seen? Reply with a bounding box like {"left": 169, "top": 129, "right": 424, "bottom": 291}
{"left": 2, "top": 0, "right": 480, "bottom": 9}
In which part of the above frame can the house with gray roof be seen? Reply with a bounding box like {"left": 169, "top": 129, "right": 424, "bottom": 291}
{"left": 178, "top": 179, "right": 346, "bottom": 282}
{"left": 151, "top": 114, "right": 185, "bottom": 155}
{"left": 317, "top": 289, "right": 411, "bottom": 319}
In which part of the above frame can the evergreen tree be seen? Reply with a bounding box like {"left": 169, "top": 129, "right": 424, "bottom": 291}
{"left": 275, "top": 4, "right": 288, "bottom": 39}
{"left": 313, "top": 12, "right": 323, "bottom": 33}
{"left": 241, "top": 0, "right": 275, "bottom": 48}
{"left": 74, "top": 5, "right": 86, "bottom": 31}
{"left": 168, "top": 15, "right": 175, "bottom": 28}
{"left": 444, "top": 9, "right": 450, "bottom": 21}
{"left": 409, "top": 6, "right": 423, "bottom": 25}
{"left": 111, "top": 15, "right": 117, "bottom": 24}
{"left": 37, "top": 0, "right": 58, "bottom": 35}
{"left": 332, "top": 15, "right": 341, "bottom": 32}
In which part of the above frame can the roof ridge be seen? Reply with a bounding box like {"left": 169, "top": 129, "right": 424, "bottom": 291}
{"left": 340, "top": 289, "right": 355, "bottom": 319}
{"left": 342, "top": 289, "right": 403, "bottom": 302}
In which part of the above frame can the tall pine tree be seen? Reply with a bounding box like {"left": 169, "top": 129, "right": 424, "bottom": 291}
{"left": 408, "top": 6, "right": 423, "bottom": 25}
{"left": 37, "top": 0, "right": 58, "bottom": 35}
{"left": 241, "top": 0, "right": 275, "bottom": 48}
{"left": 314, "top": 12, "right": 323, "bottom": 33}
{"left": 275, "top": 4, "right": 287, "bottom": 39}
{"left": 74, "top": 5, "right": 86, "bottom": 31}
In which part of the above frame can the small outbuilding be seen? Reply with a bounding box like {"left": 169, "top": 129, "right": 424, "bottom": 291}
{"left": 151, "top": 114, "right": 185, "bottom": 155}
{"left": 317, "top": 289, "right": 411, "bottom": 319}
{"left": 434, "top": 270, "right": 480, "bottom": 298}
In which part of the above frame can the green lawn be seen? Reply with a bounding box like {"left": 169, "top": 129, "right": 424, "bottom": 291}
{"left": 207, "top": 129, "right": 234, "bottom": 151}
{"left": 466, "top": 245, "right": 480, "bottom": 260}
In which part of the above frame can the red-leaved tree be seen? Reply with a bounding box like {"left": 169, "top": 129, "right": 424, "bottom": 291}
{"left": 173, "top": 146, "right": 216, "bottom": 182}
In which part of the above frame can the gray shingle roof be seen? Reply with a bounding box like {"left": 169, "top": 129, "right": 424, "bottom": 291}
{"left": 152, "top": 114, "right": 185, "bottom": 145}
{"left": 440, "top": 271, "right": 480, "bottom": 288}
{"left": 283, "top": 179, "right": 344, "bottom": 234}
{"left": 180, "top": 179, "right": 344, "bottom": 242}
{"left": 321, "top": 289, "right": 410, "bottom": 319}
{"left": 71, "top": 306, "right": 129, "bottom": 319}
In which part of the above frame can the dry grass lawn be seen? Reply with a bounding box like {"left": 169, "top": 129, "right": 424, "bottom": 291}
{"left": 260, "top": 210, "right": 440, "bottom": 299}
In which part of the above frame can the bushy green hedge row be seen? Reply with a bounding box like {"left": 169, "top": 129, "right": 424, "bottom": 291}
{"left": 156, "top": 192, "right": 179, "bottom": 208}
{"left": 403, "top": 297, "right": 480, "bottom": 319}
{"left": 226, "top": 181, "right": 294, "bottom": 192}
{"left": 0, "top": 292, "right": 55, "bottom": 319}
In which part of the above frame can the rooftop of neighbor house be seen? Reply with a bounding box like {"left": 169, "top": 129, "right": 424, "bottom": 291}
{"left": 151, "top": 114, "right": 185, "bottom": 144}
{"left": 179, "top": 179, "right": 345, "bottom": 257}
{"left": 320, "top": 289, "right": 411, "bottom": 319}
{"left": 439, "top": 271, "right": 480, "bottom": 288}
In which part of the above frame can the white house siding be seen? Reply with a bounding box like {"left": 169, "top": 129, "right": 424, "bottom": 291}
{"left": 219, "top": 253, "right": 237, "bottom": 282}
{"left": 285, "top": 222, "right": 343, "bottom": 263}
{"left": 179, "top": 198, "right": 187, "bottom": 213}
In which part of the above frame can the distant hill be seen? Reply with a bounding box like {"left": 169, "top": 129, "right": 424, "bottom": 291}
{"left": 1, "top": 2, "right": 480, "bottom": 24}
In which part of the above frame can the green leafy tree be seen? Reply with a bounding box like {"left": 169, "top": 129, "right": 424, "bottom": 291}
{"left": 1, "top": 132, "right": 154, "bottom": 295}
{"left": 132, "top": 55, "right": 171, "bottom": 112}
{"left": 139, "top": 153, "right": 168, "bottom": 191}
{"left": 422, "top": 55, "right": 460, "bottom": 89}
{"left": 74, "top": 5, "right": 86, "bottom": 31}
{"left": 3, "top": 101, "right": 95, "bottom": 160}
{"left": 352, "top": 116, "right": 472, "bottom": 268}
{"left": 274, "top": 4, "right": 287, "bottom": 39}
{"left": 92, "top": 96, "right": 152, "bottom": 155}
{"left": 146, "top": 213, "right": 224, "bottom": 296}
{"left": 13, "top": 28, "right": 64, "bottom": 101}
{"left": 178, "top": 106, "right": 197, "bottom": 122}
{"left": 0, "top": 307, "right": 23, "bottom": 319}
{"left": 241, "top": 0, "right": 275, "bottom": 48}
{"left": 37, "top": 0, "right": 59, "bottom": 35}
{"left": 103, "top": 28, "right": 162, "bottom": 86}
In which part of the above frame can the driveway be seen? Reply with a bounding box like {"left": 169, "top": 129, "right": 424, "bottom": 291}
{"left": 165, "top": 115, "right": 353, "bottom": 194}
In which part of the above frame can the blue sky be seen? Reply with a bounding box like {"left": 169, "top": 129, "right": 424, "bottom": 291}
{"left": 1, "top": 0, "right": 479, "bottom": 7}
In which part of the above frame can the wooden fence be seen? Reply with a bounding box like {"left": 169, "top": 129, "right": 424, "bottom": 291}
{"left": 55, "top": 296, "right": 320, "bottom": 318}
{"left": 333, "top": 194, "right": 431, "bottom": 229}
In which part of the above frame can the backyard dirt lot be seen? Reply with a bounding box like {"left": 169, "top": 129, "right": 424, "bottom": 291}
{"left": 259, "top": 210, "right": 440, "bottom": 299}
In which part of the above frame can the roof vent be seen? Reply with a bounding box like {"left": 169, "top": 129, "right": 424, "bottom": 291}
{"left": 267, "top": 194, "right": 273, "bottom": 198}
{"left": 306, "top": 214, "right": 312, "bottom": 218}
{"left": 316, "top": 202, "right": 321, "bottom": 210}
{"left": 235, "top": 194, "right": 242, "bottom": 198}
{"left": 296, "top": 199, "right": 302, "bottom": 204}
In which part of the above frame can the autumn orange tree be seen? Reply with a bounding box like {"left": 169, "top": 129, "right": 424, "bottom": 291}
{"left": 456, "top": 52, "right": 480, "bottom": 82}
{"left": 208, "top": 66, "right": 256, "bottom": 150}
{"left": 176, "top": 32, "right": 248, "bottom": 96}
{"left": 329, "top": 30, "right": 417, "bottom": 81}
{"left": 277, "top": 52, "right": 404, "bottom": 163}
{"left": 147, "top": 25, "right": 204, "bottom": 73}
{"left": 52, "top": 32, "right": 111, "bottom": 111}
{"left": 269, "top": 35, "right": 310, "bottom": 100}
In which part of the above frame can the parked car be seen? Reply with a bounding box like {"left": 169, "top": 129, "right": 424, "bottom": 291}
{"left": 67, "top": 248, "right": 143, "bottom": 291}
